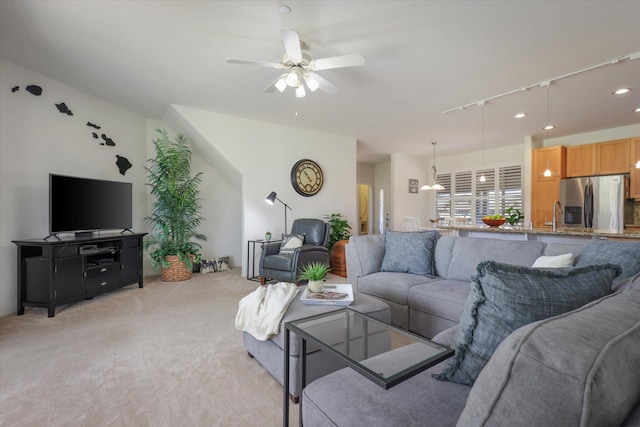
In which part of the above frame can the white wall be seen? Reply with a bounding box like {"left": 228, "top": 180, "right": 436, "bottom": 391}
{"left": 547, "top": 124, "right": 640, "bottom": 147}
{"left": 164, "top": 105, "right": 358, "bottom": 277}
{"left": 0, "top": 58, "right": 148, "bottom": 317}
{"left": 390, "top": 153, "right": 429, "bottom": 230}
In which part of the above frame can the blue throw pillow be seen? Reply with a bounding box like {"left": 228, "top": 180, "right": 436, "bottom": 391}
{"left": 434, "top": 260, "right": 619, "bottom": 385}
{"left": 574, "top": 238, "right": 640, "bottom": 285}
{"left": 380, "top": 230, "right": 439, "bottom": 277}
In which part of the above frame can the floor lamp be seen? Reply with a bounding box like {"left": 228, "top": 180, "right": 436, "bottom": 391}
{"left": 265, "top": 191, "right": 292, "bottom": 234}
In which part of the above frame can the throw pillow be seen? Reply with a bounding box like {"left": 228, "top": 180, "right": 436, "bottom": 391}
{"left": 574, "top": 238, "right": 640, "bottom": 284}
{"left": 279, "top": 234, "right": 304, "bottom": 254}
{"left": 531, "top": 252, "right": 574, "bottom": 268}
{"left": 433, "top": 260, "right": 620, "bottom": 385}
{"left": 380, "top": 230, "right": 439, "bottom": 277}
{"left": 200, "top": 256, "right": 231, "bottom": 273}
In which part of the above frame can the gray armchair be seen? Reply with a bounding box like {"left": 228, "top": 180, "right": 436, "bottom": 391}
{"left": 259, "top": 218, "right": 331, "bottom": 285}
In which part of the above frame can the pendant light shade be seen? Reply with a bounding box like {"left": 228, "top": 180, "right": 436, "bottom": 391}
{"left": 421, "top": 141, "right": 444, "bottom": 191}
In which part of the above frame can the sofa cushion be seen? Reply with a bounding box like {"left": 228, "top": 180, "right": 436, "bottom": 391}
{"left": 445, "top": 237, "right": 545, "bottom": 281}
{"left": 575, "top": 238, "right": 640, "bottom": 284}
{"left": 302, "top": 360, "right": 471, "bottom": 427}
{"left": 357, "top": 271, "right": 441, "bottom": 305}
{"left": 434, "top": 235, "right": 456, "bottom": 278}
{"left": 349, "top": 234, "right": 386, "bottom": 276}
{"left": 435, "top": 261, "right": 620, "bottom": 385}
{"left": 408, "top": 280, "right": 471, "bottom": 324}
{"left": 457, "top": 283, "right": 640, "bottom": 427}
{"left": 380, "top": 230, "right": 439, "bottom": 277}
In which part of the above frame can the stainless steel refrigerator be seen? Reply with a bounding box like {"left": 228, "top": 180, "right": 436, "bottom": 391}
{"left": 559, "top": 174, "right": 627, "bottom": 231}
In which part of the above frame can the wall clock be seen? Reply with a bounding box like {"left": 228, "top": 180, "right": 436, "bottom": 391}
{"left": 291, "top": 159, "right": 324, "bottom": 197}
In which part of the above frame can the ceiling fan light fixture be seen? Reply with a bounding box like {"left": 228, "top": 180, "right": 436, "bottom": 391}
{"left": 286, "top": 70, "right": 300, "bottom": 87}
{"left": 304, "top": 75, "right": 320, "bottom": 92}
{"left": 274, "top": 77, "right": 287, "bottom": 93}
{"left": 295, "top": 85, "right": 306, "bottom": 98}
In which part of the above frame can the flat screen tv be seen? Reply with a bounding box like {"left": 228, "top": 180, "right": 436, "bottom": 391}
{"left": 49, "top": 174, "right": 132, "bottom": 236}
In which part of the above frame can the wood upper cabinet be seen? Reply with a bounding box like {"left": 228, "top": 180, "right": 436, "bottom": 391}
{"left": 533, "top": 146, "right": 566, "bottom": 180}
{"left": 631, "top": 137, "right": 640, "bottom": 199}
{"left": 597, "top": 138, "right": 631, "bottom": 175}
{"left": 566, "top": 144, "right": 596, "bottom": 177}
{"left": 531, "top": 146, "right": 565, "bottom": 227}
{"left": 567, "top": 138, "right": 631, "bottom": 177}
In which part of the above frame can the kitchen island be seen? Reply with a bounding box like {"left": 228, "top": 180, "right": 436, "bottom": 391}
{"left": 430, "top": 224, "right": 640, "bottom": 241}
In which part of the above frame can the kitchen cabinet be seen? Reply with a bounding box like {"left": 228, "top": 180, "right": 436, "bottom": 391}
{"left": 566, "top": 144, "right": 596, "bottom": 177}
{"left": 597, "top": 138, "right": 631, "bottom": 175}
{"left": 567, "top": 139, "right": 631, "bottom": 177}
{"left": 531, "top": 146, "right": 565, "bottom": 226}
{"left": 631, "top": 137, "right": 640, "bottom": 199}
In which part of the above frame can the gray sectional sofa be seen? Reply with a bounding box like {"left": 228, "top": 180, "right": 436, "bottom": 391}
{"left": 346, "top": 233, "right": 582, "bottom": 338}
{"left": 301, "top": 232, "right": 640, "bottom": 426}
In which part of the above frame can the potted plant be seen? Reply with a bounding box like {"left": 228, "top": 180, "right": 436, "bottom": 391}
{"left": 144, "top": 129, "right": 207, "bottom": 282}
{"left": 324, "top": 213, "right": 352, "bottom": 277}
{"left": 298, "top": 262, "right": 331, "bottom": 292}
{"left": 505, "top": 206, "right": 524, "bottom": 228}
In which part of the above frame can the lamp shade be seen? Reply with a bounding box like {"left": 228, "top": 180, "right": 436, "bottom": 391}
{"left": 265, "top": 191, "right": 277, "bottom": 205}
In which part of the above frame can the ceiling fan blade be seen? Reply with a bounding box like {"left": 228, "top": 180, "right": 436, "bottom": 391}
{"left": 305, "top": 73, "right": 337, "bottom": 95}
{"left": 309, "top": 53, "right": 365, "bottom": 71}
{"left": 264, "top": 74, "right": 288, "bottom": 93}
{"left": 226, "top": 58, "right": 285, "bottom": 69}
{"left": 281, "top": 28, "right": 302, "bottom": 62}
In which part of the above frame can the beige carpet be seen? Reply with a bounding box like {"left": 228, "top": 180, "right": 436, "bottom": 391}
{"left": 0, "top": 269, "right": 347, "bottom": 426}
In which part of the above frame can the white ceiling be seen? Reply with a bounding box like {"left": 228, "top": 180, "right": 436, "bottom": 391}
{"left": 1, "top": 1, "right": 639, "bottom": 163}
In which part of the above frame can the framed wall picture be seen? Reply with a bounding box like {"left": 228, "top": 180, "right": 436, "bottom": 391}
{"left": 409, "top": 179, "right": 419, "bottom": 193}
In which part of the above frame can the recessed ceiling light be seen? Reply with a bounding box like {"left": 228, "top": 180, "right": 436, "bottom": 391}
{"left": 513, "top": 113, "right": 527, "bottom": 119}
{"left": 612, "top": 88, "right": 631, "bottom": 95}
{"left": 279, "top": 5, "right": 291, "bottom": 14}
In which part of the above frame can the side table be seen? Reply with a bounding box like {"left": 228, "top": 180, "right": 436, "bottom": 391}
{"left": 283, "top": 308, "right": 453, "bottom": 426}
{"left": 246, "top": 239, "right": 280, "bottom": 282}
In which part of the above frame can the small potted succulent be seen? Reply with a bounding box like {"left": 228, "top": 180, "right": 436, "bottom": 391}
{"left": 298, "top": 262, "right": 331, "bottom": 292}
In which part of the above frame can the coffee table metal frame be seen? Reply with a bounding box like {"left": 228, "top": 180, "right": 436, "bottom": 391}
{"left": 283, "top": 308, "right": 454, "bottom": 426}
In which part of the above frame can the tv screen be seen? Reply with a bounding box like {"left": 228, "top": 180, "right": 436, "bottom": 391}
{"left": 49, "top": 174, "right": 133, "bottom": 234}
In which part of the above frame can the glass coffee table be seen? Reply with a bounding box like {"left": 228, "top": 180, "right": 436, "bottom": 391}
{"left": 283, "top": 308, "right": 454, "bottom": 426}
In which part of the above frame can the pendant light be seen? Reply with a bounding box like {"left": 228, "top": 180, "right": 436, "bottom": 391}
{"left": 543, "top": 139, "right": 552, "bottom": 177}
{"left": 421, "top": 141, "right": 444, "bottom": 191}
{"left": 542, "top": 81, "right": 555, "bottom": 130}
{"left": 479, "top": 102, "right": 486, "bottom": 182}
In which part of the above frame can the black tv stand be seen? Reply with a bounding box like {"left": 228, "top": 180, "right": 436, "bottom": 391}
{"left": 13, "top": 232, "right": 146, "bottom": 317}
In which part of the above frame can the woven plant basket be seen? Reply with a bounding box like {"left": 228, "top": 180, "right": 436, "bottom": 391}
{"left": 161, "top": 255, "right": 193, "bottom": 282}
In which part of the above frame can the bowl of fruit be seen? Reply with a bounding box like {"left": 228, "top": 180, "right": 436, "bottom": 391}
{"left": 482, "top": 214, "right": 506, "bottom": 228}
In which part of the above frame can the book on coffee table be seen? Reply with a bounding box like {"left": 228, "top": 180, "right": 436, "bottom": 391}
{"left": 301, "top": 284, "right": 354, "bottom": 306}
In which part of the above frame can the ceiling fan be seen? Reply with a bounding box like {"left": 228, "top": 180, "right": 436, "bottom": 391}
{"left": 226, "top": 28, "right": 364, "bottom": 98}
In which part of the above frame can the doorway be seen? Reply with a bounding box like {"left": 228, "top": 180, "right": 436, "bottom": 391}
{"left": 357, "top": 184, "right": 370, "bottom": 234}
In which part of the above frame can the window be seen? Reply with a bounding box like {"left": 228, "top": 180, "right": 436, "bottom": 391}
{"left": 435, "top": 165, "right": 522, "bottom": 224}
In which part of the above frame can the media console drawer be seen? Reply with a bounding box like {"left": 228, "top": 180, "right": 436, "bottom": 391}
{"left": 85, "top": 262, "right": 120, "bottom": 279}
{"left": 86, "top": 272, "right": 120, "bottom": 294}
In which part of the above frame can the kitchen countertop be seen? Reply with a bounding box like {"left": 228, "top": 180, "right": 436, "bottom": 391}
{"left": 431, "top": 224, "right": 640, "bottom": 239}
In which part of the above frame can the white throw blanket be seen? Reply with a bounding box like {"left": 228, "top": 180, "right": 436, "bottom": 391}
{"left": 234, "top": 282, "right": 300, "bottom": 341}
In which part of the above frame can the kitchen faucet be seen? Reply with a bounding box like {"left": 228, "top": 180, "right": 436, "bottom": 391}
{"left": 552, "top": 200, "right": 563, "bottom": 231}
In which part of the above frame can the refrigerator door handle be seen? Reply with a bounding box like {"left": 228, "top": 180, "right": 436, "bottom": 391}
{"left": 587, "top": 182, "right": 594, "bottom": 228}
{"left": 583, "top": 183, "right": 589, "bottom": 227}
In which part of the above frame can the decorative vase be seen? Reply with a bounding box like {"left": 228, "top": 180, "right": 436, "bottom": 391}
{"left": 265, "top": 233, "right": 272, "bottom": 242}
{"left": 307, "top": 280, "right": 324, "bottom": 293}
